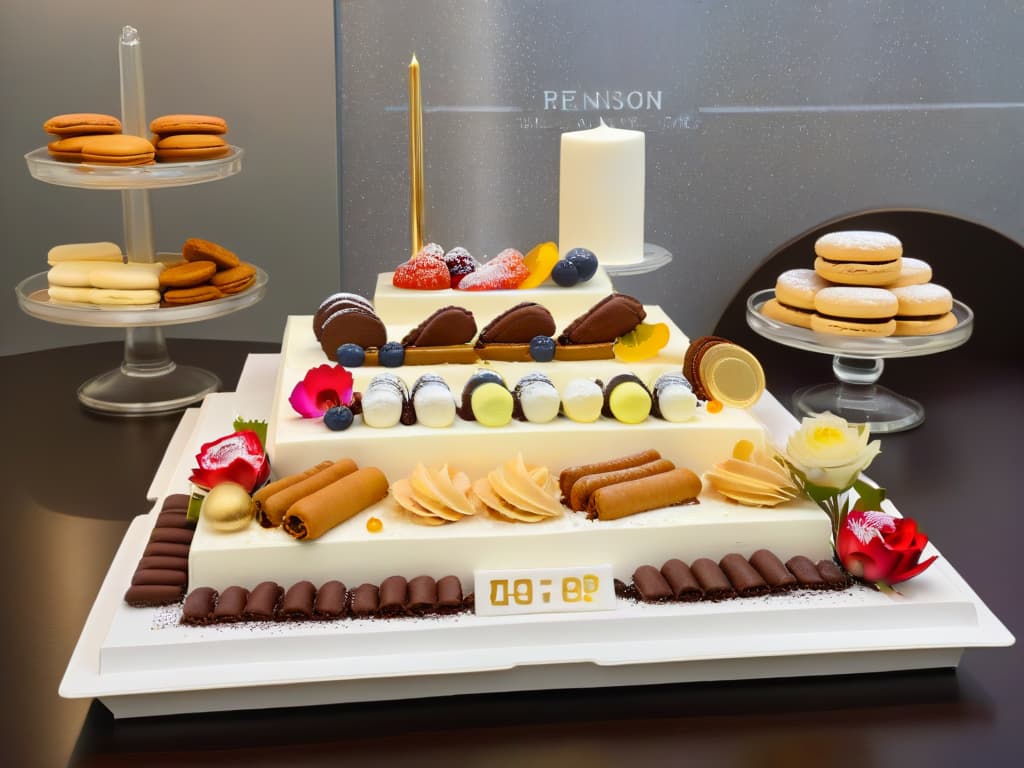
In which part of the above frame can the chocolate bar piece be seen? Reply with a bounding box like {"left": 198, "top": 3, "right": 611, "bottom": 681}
{"left": 182, "top": 587, "right": 218, "bottom": 625}
{"left": 378, "top": 576, "right": 409, "bottom": 617}
{"left": 719, "top": 554, "right": 770, "bottom": 597}
{"left": 691, "top": 558, "right": 737, "bottom": 601}
{"left": 143, "top": 542, "right": 191, "bottom": 559}
{"left": 280, "top": 581, "right": 316, "bottom": 620}
{"left": 243, "top": 581, "right": 282, "bottom": 621}
{"left": 816, "top": 559, "right": 851, "bottom": 590}
{"left": 632, "top": 565, "right": 673, "bottom": 602}
{"left": 162, "top": 493, "right": 191, "bottom": 511}
{"left": 124, "top": 584, "right": 183, "bottom": 607}
{"left": 786, "top": 555, "right": 827, "bottom": 590}
{"left": 137, "top": 555, "right": 188, "bottom": 572}
{"left": 149, "top": 527, "right": 194, "bottom": 545}
{"left": 350, "top": 583, "right": 380, "bottom": 617}
{"left": 213, "top": 586, "right": 249, "bottom": 622}
{"left": 749, "top": 549, "right": 797, "bottom": 592}
{"left": 156, "top": 511, "right": 194, "bottom": 529}
{"left": 436, "top": 575, "right": 464, "bottom": 613}
{"left": 660, "top": 559, "right": 702, "bottom": 602}
{"left": 131, "top": 568, "right": 187, "bottom": 587}
{"left": 313, "top": 580, "right": 348, "bottom": 619}
{"left": 407, "top": 575, "right": 437, "bottom": 615}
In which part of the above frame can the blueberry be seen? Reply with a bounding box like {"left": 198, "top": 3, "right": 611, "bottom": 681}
{"left": 551, "top": 259, "right": 579, "bottom": 287}
{"left": 336, "top": 343, "right": 365, "bottom": 367}
{"left": 565, "top": 248, "right": 598, "bottom": 282}
{"left": 378, "top": 341, "right": 405, "bottom": 367}
{"left": 529, "top": 335, "right": 556, "bottom": 362}
{"left": 324, "top": 405, "right": 354, "bottom": 431}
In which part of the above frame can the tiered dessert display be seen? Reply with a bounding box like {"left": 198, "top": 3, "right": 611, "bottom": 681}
{"left": 58, "top": 55, "right": 1010, "bottom": 718}
{"left": 17, "top": 27, "right": 266, "bottom": 415}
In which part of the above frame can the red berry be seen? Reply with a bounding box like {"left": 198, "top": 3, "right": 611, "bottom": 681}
{"left": 413, "top": 243, "right": 445, "bottom": 261}
{"left": 393, "top": 256, "right": 451, "bottom": 290}
{"left": 444, "top": 247, "right": 479, "bottom": 288}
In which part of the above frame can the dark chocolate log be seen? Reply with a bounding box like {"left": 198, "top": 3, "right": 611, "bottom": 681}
{"left": 138, "top": 555, "right": 188, "bottom": 572}
{"left": 124, "top": 584, "right": 184, "bottom": 607}
{"left": 749, "top": 549, "right": 797, "bottom": 592}
{"left": 378, "top": 575, "right": 409, "bottom": 617}
{"left": 244, "top": 581, "right": 283, "bottom": 621}
{"left": 131, "top": 568, "right": 188, "bottom": 587}
{"left": 660, "top": 559, "right": 702, "bottom": 602}
{"left": 691, "top": 558, "right": 737, "bottom": 601}
{"left": 632, "top": 565, "right": 673, "bottom": 602}
{"left": 156, "top": 511, "right": 194, "bottom": 529}
{"left": 786, "top": 555, "right": 827, "bottom": 590}
{"left": 162, "top": 493, "right": 191, "bottom": 510}
{"left": 816, "top": 560, "right": 852, "bottom": 590}
{"left": 719, "top": 554, "right": 770, "bottom": 597}
{"left": 149, "top": 527, "right": 194, "bottom": 545}
{"left": 350, "top": 583, "right": 380, "bottom": 617}
{"left": 279, "top": 581, "right": 316, "bottom": 620}
{"left": 143, "top": 542, "right": 191, "bottom": 559}
{"left": 313, "top": 580, "right": 348, "bottom": 619}
{"left": 407, "top": 575, "right": 438, "bottom": 615}
{"left": 182, "top": 587, "right": 218, "bottom": 625}
{"left": 213, "top": 586, "right": 249, "bottom": 622}
{"left": 436, "top": 575, "right": 464, "bottom": 613}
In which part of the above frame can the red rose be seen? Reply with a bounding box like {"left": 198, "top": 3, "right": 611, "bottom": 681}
{"left": 837, "top": 510, "right": 937, "bottom": 586}
{"left": 189, "top": 430, "right": 270, "bottom": 493}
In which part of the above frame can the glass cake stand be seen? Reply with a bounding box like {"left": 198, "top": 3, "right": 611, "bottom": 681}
{"left": 17, "top": 26, "right": 263, "bottom": 416}
{"left": 746, "top": 288, "right": 974, "bottom": 433}
{"left": 602, "top": 242, "right": 673, "bottom": 276}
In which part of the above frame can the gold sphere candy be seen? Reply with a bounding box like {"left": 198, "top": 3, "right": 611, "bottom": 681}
{"left": 201, "top": 482, "right": 254, "bottom": 533}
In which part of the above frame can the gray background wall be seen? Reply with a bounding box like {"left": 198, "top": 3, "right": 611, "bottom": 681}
{"left": 340, "top": 0, "right": 1024, "bottom": 337}
{"left": 0, "top": 0, "right": 339, "bottom": 356}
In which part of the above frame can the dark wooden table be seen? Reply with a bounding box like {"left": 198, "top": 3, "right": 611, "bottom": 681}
{"left": 1, "top": 327, "right": 1019, "bottom": 767}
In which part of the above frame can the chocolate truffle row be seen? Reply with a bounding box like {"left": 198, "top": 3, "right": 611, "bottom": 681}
{"left": 123, "top": 494, "right": 196, "bottom": 607}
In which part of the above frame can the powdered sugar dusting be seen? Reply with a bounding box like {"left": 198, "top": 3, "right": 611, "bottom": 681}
{"left": 816, "top": 231, "right": 902, "bottom": 252}
{"left": 815, "top": 286, "right": 898, "bottom": 313}
{"left": 891, "top": 282, "right": 952, "bottom": 305}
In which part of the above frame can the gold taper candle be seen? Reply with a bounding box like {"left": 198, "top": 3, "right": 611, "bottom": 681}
{"left": 409, "top": 54, "right": 425, "bottom": 255}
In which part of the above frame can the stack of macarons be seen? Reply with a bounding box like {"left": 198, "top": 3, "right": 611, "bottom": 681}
{"left": 761, "top": 231, "right": 957, "bottom": 337}
{"left": 44, "top": 113, "right": 155, "bottom": 166}
{"left": 46, "top": 241, "right": 163, "bottom": 306}
{"left": 150, "top": 114, "right": 230, "bottom": 162}
{"left": 159, "top": 238, "right": 256, "bottom": 306}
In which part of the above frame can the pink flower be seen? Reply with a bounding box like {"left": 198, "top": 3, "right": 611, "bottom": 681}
{"left": 189, "top": 430, "right": 270, "bottom": 492}
{"left": 288, "top": 364, "right": 354, "bottom": 418}
{"left": 837, "top": 510, "right": 937, "bottom": 586}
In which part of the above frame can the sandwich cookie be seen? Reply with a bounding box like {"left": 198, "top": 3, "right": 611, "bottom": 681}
{"left": 48, "top": 285, "right": 160, "bottom": 306}
{"left": 884, "top": 257, "right": 933, "bottom": 288}
{"left": 163, "top": 285, "right": 224, "bottom": 306}
{"left": 160, "top": 261, "right": 217, "bottom": 288}
{"left": 891, "top": 283, "right": 957, "bottom": 335}
{"left": 811, "top": 286, "right": 898, "bottom": 337}
{"left": 182, "top": 238, "right": 241, "bottom": 269}
{"left": 47, "top": 241, "right": 123, "bottom": 265}
{"left": 210, "top": 262, "right": 257, "bottom": 294}
{"left": 814, "top": 231, "right": 903, "bottom": 287}
{"left": 150, "top": 114, "right": 228, "bottom": 135}
{"left": 155, "top": 134, "right": 230, "bottom": 162}
{"left": 79, "top": 135, "right": 155, "bottom": 166}
{"left": 47, "top": 135, "right": 94, "bottom": 162}
{"left": 761, "top": 268, "right": 831, "bottom": 329}
{"left": 43, "top": 113, "right": 122, "bottom": 136}
{"left": 313, "top": 292, "right": 376, "bottom": 341}
{"left": 48, "top": 260, "right": 164, "bottom": 290}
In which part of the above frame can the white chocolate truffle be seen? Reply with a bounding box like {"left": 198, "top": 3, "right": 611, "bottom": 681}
{"left": 412, "top": 375, "right": 456, "bottom": 428}
{"left": 561, "top": 378, "right": 603, "bottom": 423}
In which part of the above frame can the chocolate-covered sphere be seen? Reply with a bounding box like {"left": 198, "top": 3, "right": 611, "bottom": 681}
{"left": 201, "top": 482, "right": 254, "bottom": 533}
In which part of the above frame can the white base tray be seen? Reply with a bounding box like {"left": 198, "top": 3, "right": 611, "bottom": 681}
{"left": 61, "top": 355, "right": 1014, "bottom": 718}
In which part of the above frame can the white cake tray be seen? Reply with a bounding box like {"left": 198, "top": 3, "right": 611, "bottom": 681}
{"left": 61, "top": 355, "right": 1014, "bottom": 718}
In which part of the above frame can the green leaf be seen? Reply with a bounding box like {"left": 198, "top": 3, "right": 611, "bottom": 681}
{"left": 853, "top": 480, "right": 886, "bottom": 511}
{"left": 234, "top": 417, "right": 268, "bottom": 451}
{"left": 802, "top": 480, "right": 843, "bottom": 505}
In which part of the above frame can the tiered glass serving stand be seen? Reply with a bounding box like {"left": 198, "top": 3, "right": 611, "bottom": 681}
{"left": 17, "top": 26, "right": 265, "bottom": 415}
{"left": 602, "top": 242, "right": 673, "bottom": 276}
{"left": 746, "top": 288, "right": 973, "bottom": 433}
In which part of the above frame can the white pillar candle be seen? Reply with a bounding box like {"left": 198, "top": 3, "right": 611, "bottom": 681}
{"left": 558, "top": 120, "right": 645, "bottom": 266}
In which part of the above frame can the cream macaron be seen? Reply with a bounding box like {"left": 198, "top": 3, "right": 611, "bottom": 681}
{"left": 891, "top": 283, "right": 957, "bottom": 335}
{"left": 814, "top": 231, "right": 903, "bottom": 286}
{"left": 762, "top": 268, "right": 832, "bottom": 329}
{"left": 811, "top": 286, "right": 898, "bottom": 337}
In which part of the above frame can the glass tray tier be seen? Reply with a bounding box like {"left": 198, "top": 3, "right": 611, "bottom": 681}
{"left": 745, "top": 289, "right": 974, "bottom": 358}
{"left": 24, "top": 146, "right": 243, "bottom": 190}
{"left": 15, "top": 267, "right": 268, "bottom": 328}
{"left": 602, "top": 242, "right": 674, "bottom": 276}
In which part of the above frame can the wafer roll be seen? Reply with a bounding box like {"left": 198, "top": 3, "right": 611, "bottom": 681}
{"left": 124, "top": 584, "right": 183, "bottom": 607}
{"left": 253, "top": 460, "right": 334, "bottom": 527}
{"left": 350, "top": 583, "right": 379, "bottom": 617}
{"left": 283, "top": 467, "right": 389, "bottom": 541}
{"left": 213, "top": 586, "right": 249, "bottom": 622}
{"left": 436, "top": 575, "right": 465, "bottom": 613}
{"left": 586, "top": 467, "right": 702, "bottom": 521}
{"left": 408, "top": 575, "right": 438, "bottom": 615}
{"left": 691, "top": 558, "right": 736, "bottom": 601}
{"left": 786, "top": 555, "right": 827, "bottom": 589}
{"left": 260, "top": 459, "right": 358, "bottom": 528}
{"left": 182, "top": 587, "right": 218, "bottom": 625}
{"left": 568, "top": 458, "right": 675, "bottom": 511}
{"left": 559, "top": 449, "right": 662, "bottom": 502}
{"left": 280, "top": 581, "right": 317, "bottom": 620}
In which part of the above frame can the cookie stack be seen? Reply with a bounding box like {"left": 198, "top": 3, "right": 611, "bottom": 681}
{"left": 44, "top": 113, "right": 156, "bottom": 166}
{"left": 150, "top": 114, "right": 230, "bottom": 162}
{"left": 160, "top": 238, "right": 256, "bottom": 306}
{"left": 761, "top": 231, "right": 957, "bottom": 337}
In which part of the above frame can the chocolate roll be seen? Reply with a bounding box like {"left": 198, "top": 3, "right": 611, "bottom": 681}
{"left": 660, "top": 558, "right": 702, "bottom": 601}
{"left": 213, "top": 586, "right": 249, "bottom": 622}
{"left": 691, "top": 558, "right": 736, "bottom": 601}
{"left": 378, "top": 575, "right": 409, "bottom": 617}
{"left": 632, "top": 565, "right": 673, "bottom": 602}
{"left": 143, "top": 542, "right": 191, "bottom": 559}
{"left": 401, "top": 305, "right": 477, "bottom": 347}
{"left": 156, "top": 511, "right": 194, "bottom": 529}
{"left": 719, "top": 554, "right": 770, "bottom": 597}
{"left": 436, "top": 575, "right": 464, "bottom": 613}
{"left": 252, "top": 460, "right": 333, "bottom": 527}
{"left": 131, "top": 568, "right": 188, "bottom": 587}
{"left": 162, "top": 493, "right": 191, "bottom": 510}
{"left": 313, "top": 580, "right": 348, "bottom": 619}
{"left": 283, "top": 467, "right": 389, "bottom": 541}
{"left": 749, "top": 549, "right": 797, "bottom": 592}
{"left": 568, "top": 458, "right": 675, "bottom": 512}
{"left": 559, "top": 449, "right": 661, "bottom": 501}
{"left": 587, "top": 467, "right": 702, "bottom": 522}
{"left": 138, "top": 555, "right": 188, "bottom": 572}
{"left": 407, "top": 575, "right": 438, "bottom": 615}
{"left": 260, "top": 458, "right": 359, "bottom": 529}
{"left": 280, "top": 581, "right": 317, "bottom": 620}
{"left": 182, "top": 587, "right": 218, "bottom": 625}
{"left": 149, "top": 527, "right": 194, "bottom": 545}
{"left": 786, "top": 555, "right": 827, "bottom": 589}
{"left": 816, "top": 559, "right": 852, "bottom": 590}
{"left": 243, "top": 581, "right": 282, "bottom": 621}
{"left": 350, "top": 583, "right": 379, "bottom": 617}
{"left": 124, "top": 584, "right": 184, "bottom": 607}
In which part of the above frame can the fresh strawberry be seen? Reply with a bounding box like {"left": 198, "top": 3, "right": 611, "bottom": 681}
{"left": 392, "top": 255, "right": 451, "bottom": 290}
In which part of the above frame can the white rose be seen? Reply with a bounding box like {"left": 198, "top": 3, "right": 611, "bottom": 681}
{"left": 785, "top": 412, "right": 881, "bottom": 491}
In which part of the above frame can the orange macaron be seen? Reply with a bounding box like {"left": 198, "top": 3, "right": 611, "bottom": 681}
{"left": 79, "top": 134, "right": 155, "bottom": 165}
{"left": 43, "top": 113, "right": 122, "bottom": 137}
{"left": 154, "top": 134, "right": 230, "bottom": 162}
{"left": 150, "top": 114, "right": 228, "bottom": 135}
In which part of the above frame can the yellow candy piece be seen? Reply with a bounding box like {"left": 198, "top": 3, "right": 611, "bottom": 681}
{"left": 608, "top": 381, "right": 652, "bottom": 424}
{"left": 732, "top": 439, "right": 756, "bottom": 461}
{"left": 612, "top": 322, "right": 670, "bottom": 362}
{"left": 518, "top": 241, "right": 559, "bottom": 289}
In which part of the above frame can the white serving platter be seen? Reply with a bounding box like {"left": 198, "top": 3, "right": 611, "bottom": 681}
{"left": 61, "top": 355, "right": 1014, "bottom": 718}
